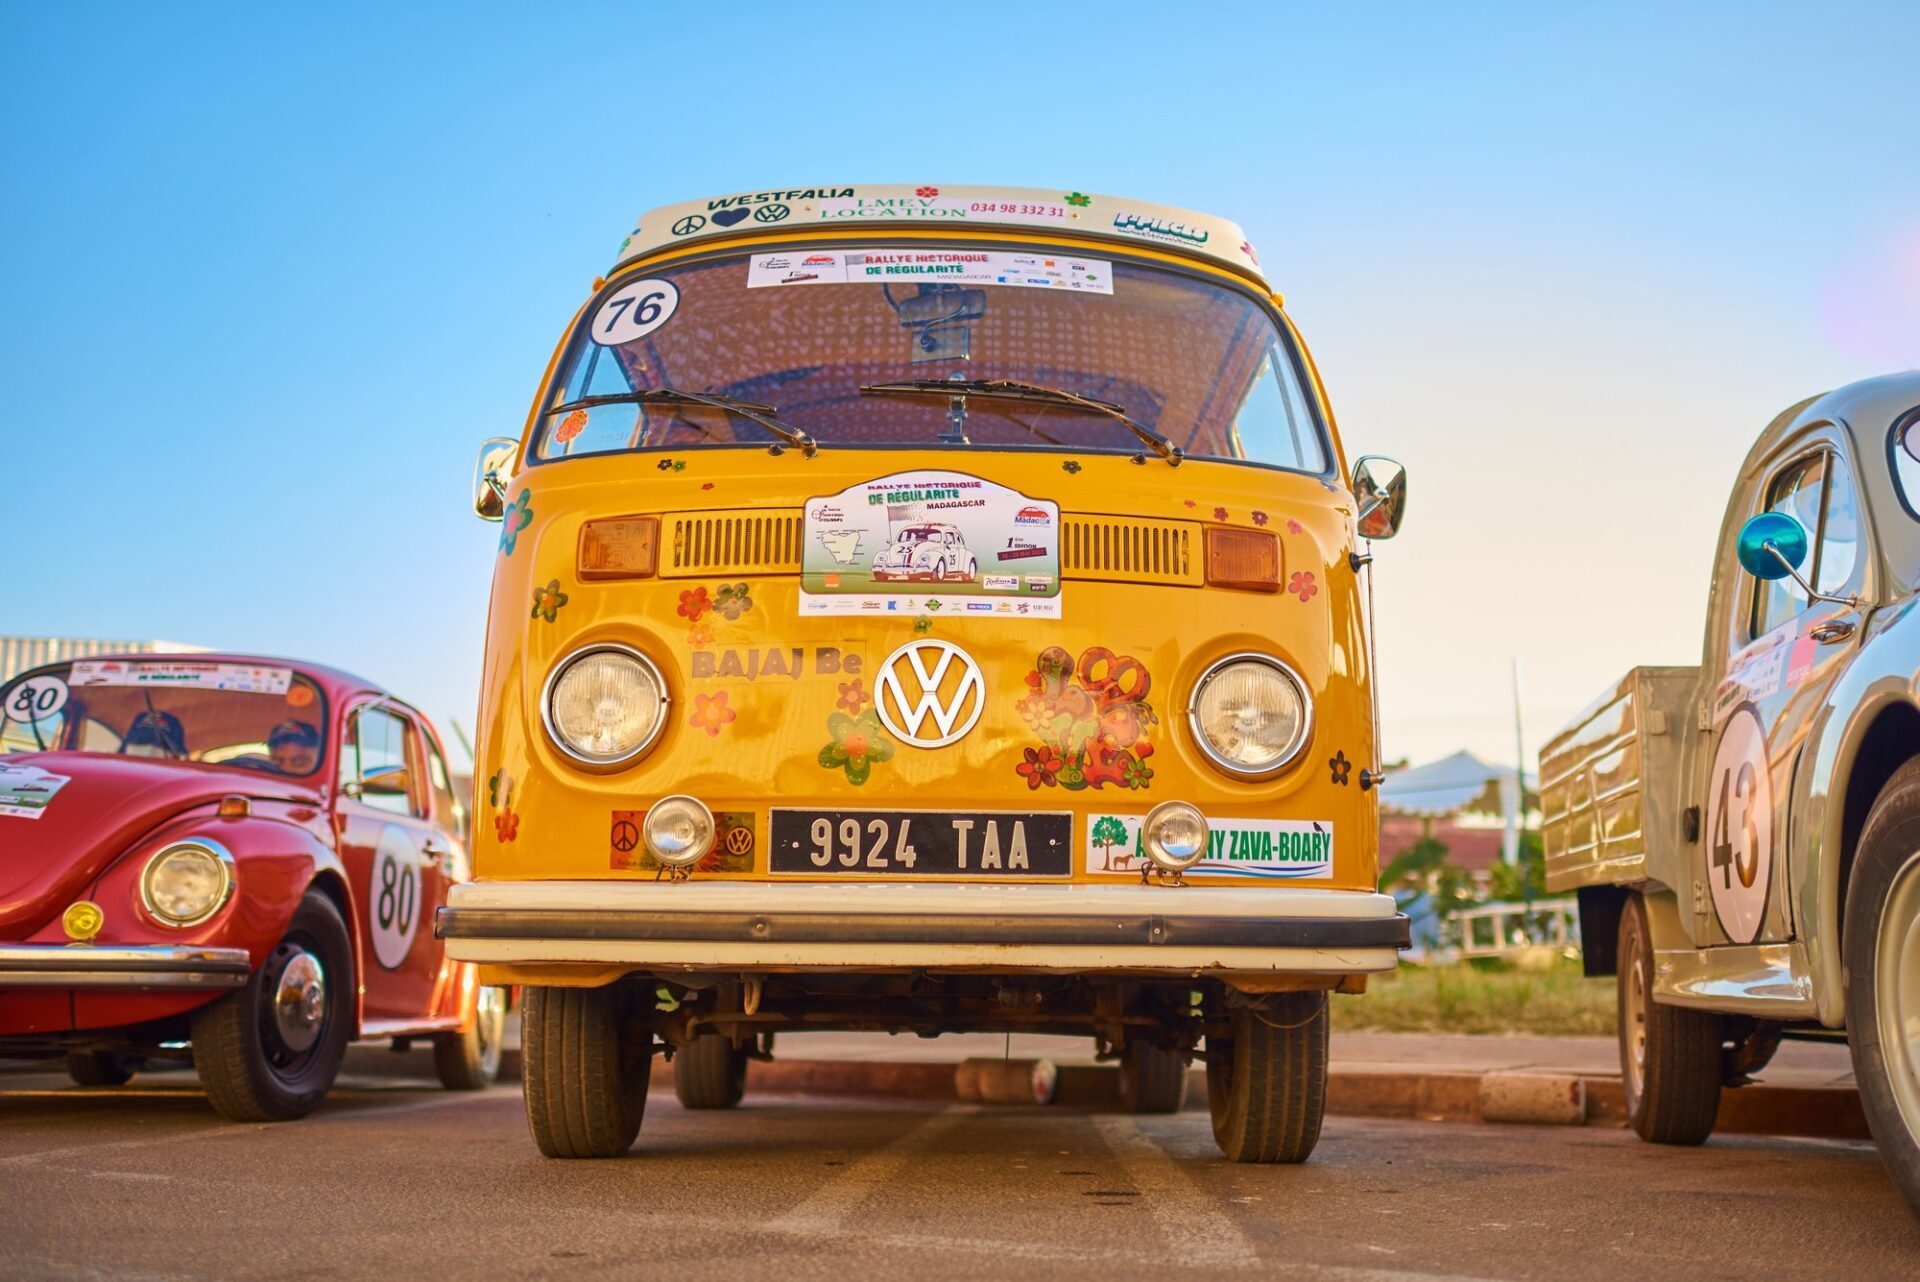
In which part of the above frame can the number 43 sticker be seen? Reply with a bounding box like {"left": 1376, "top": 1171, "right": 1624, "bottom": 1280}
{"left": 1707, "top": 703, "right": 1773, "bottom": 944}
{"left": 590, "top": 278, "right": 679, "bottom": 347}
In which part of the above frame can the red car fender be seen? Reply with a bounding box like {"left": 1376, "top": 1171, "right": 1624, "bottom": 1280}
{"left": 67, "top": 801, "right": 365, "bottom": 1036}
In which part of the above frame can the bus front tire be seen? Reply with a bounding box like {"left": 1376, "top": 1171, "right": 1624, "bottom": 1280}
{"left": 1205, "top": 992, "right": 1328, "bottom": 1163}
{"left": 1618, "top": 893, "right": 1722, "bottom": 1145}
{"left": 522, "top": 984, "right": 650, "bottom": 1159}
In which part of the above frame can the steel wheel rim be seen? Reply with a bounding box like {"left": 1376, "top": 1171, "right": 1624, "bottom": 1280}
{"left": 1873, "top": 849, "right": 1920, "bottom": 1140}
{"left": 475, "top": 986, "right": 507, "bottom": 1079}
{"left": 1623, "top": 932, "right": 1649, "bottom": 1103}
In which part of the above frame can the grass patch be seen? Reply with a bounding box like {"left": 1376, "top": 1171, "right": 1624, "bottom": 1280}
{"left": 1338, "top": 959, "right": 1617, "bottom": 1037}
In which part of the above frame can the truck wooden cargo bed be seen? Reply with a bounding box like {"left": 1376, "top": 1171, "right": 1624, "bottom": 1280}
{"left": 1540, "top": 666, "right": 1699, "bottom": 894}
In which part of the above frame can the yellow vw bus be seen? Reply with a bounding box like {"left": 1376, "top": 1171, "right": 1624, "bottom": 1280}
{"left": 441, "top": 184, "right": 1410, "bottom": 1162}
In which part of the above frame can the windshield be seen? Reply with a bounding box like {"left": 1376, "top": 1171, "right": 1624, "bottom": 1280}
{"left": 533, "top": 243, "right": 1330, "bottom": 474}
{"left": 0, "top": 660, "right": 328, "bottom": 778}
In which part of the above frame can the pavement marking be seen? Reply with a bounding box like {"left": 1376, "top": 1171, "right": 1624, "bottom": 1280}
{"left": 765, "top": 1105, "right": 971, "bottom": 1235}
{"left": 1091, "top": 1114, "right": 1261, "bottom": 1269}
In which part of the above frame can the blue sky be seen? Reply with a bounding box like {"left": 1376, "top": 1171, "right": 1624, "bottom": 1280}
{"left": 5, "top": 2, "right": 1917, "bottom": 766}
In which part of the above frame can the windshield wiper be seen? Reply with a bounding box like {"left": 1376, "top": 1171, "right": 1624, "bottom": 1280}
{"left": 550, "top": 389, "right": 818, "bottom": 458}
{"left": 859, "top": 378, "right": 1182, "bottom": 464}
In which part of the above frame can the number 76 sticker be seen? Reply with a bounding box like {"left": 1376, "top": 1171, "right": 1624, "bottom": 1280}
{"left": 590, "top": 278, "right": 680, "bottom": 347}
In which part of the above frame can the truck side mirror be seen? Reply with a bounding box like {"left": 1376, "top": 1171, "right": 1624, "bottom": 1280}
{"left": 473, "top": 437, "right": 519, "bottom": 521}
{"left": 1352, "top": 456, "right": 1407, "bottom": 540}
{"left": 1735, "top": 511, "right": 1809, "bottom": 581}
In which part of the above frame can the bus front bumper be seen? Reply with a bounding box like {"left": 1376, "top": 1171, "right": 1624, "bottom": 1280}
{"left": 435, "top": 881, "right": 1409, "bottom": 978}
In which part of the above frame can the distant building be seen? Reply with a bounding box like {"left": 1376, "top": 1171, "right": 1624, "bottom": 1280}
{"left": 0, "top": 636, "right": 208, "bottom": 683}
{"left": 1378, "top": 750, "right": 1540, "bottom": 955}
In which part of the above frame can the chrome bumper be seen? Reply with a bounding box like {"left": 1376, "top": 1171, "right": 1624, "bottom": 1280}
{"left": 0, "top": 944, "right": 253, "bottom": 989}
{"left": 437, "top": 881, "right": 1410, "bottom": 975}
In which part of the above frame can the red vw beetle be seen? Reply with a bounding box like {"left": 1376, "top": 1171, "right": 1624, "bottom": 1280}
{"left": 0, "top": 653, "right": 506, "bottom": 1120}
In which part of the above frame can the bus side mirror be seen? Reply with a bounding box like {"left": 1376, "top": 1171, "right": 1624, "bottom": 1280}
{"left": 1735, "top": 511, "right": 1809, "bottom": 581}
{"left": 473, "top": 437, "right": 519, "bottom": 521}
{"left": 1353, "top": 456, "right": 1407, "bottom": 540}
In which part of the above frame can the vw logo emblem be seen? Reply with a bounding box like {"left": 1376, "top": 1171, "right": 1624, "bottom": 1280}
{"left": 873, "top": 640, "right": 986, "bottom": 749}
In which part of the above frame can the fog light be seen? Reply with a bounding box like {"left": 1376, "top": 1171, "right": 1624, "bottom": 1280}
{"left": 1142, "top": 801, "right": 1209, "bottom": 872}
{"left": 644, "top": 796, "right": 714, "bottom": 868}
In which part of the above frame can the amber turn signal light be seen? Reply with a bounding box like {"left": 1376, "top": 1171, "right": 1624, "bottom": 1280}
{"left": 1204, "top": 527, "right": 1281, "bottom": 591}
{"left": 579, "top": 515, "right": 659, "bottom": 581}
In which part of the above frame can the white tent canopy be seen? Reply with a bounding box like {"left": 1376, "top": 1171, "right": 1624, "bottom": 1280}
{"left": 1379, "top": 750, "right": 1537, "bottom": 865}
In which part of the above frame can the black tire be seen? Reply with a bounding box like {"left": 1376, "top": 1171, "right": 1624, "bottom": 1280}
{"left": 65, "top": 1051, "right": 139, "bottom": 1087}
{"left": 433, "top": 984, "right": 508, "bottom": 1091}
{"left": 522, "top": 984, "right": 650, "bottom": 1158}
{"left": 1120, "top": 1040, "right": 1189, "bottom": 1114}
{"left": 673, "top": 1033, "right": 748, "bottom": 1109}
{"left": 1843, "top": 757, "right": 1920, "bottom": 1217}
{"left": 1205, "top": 992, "right": 1328, "bottom": 1163}
{"left": 191, "top": 890, "right": 352, "bottom": 1122}
{"left": 1618, "top": 893, "right": 1723, "bottom": 1144}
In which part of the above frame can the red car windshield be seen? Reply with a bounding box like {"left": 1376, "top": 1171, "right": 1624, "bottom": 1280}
{"left": 529, "top": 244, "right": 1331, "bottom": 475}
{"left": 0, "top": 660, "right": 328, "bottom": 779}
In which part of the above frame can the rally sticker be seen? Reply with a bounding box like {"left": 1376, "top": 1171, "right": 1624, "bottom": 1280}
{"left": 747, "top": 249, "right": 1112, "bottom": 294}
{"left": 69, "top": 660, "right": 292, "bottom": 694}
{"left": 1086, "top": 814, "right": 1333, "bottom": 879}
{"left": 3, "top": 675, "right": 69, "bottom": 723}
{"left": 589, "top": 278, "right": 680, "bottom": 346}
{"left": 800, "top": 472, "right": 1061, "bottom": 619}
{"left": 0, "top": 764, "right": 71, "bottom": 820}
{"left": 368, "top": 824, "right": 420, "bottom": 969}
{"left": 1706, "top": 702, "right": 1773, "bottom": 944}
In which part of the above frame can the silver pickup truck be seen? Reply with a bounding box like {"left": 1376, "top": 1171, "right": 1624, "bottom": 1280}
{"left": 1540, "top": 371, "right": 1920, "bottom": 1213}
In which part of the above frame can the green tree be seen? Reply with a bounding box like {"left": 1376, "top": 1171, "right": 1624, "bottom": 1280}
{"left": 1380, "top": 835, "right": 1475, "bottom": 926}
{"left": 1487, "top": 830, "right": 1546, "bottom": 904}
{"left": 1091, "top": 815, "right": 1129, "bottom": 870}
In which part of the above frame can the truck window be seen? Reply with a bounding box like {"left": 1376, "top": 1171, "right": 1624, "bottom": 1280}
{"left": 1815, "top": 450, "right": 1860, "bottom": 596}
{"left": 1750, "top": 453, "right": 1826, "bottom": 637}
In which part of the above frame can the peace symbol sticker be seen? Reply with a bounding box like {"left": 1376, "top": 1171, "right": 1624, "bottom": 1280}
{"left": 1706, "top": 702, "right": 1773, "bottom": 944}
{"left": 672, "top": 214, "right": 707, "bottom": 236}
{"left": 611, "top": 816, "right": 639, "bottom": 852}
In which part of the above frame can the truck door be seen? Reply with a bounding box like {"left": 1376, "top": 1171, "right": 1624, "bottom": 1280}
{"left": 1703, "top": 437, "right": 1866, "bottom": 945}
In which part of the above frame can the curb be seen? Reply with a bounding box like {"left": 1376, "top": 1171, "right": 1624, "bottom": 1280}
{"left": 393, "top": 1049, "right": 1872, "bottom": 1142}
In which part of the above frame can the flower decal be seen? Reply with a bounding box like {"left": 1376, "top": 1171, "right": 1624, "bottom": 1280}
{"left": 1016, "top": 745, "right": 1063, "bottom": 789}
{"left": 498, "top": 490, "right": 533, "bottom": 556}
{"left": 687, "top": 620, "right": 715, "bottom": 648}
{"left": 494, "top": 806, "right": 520, "bottom": 842}
{"left": 916, "top": 185, "right": 940, "bottom": 198}
{"left": 657, "top": 458, "right": 676, "bottom": 471}
{"left": 530, "top": 579, "right": 569, "bottom": 623}
{"left": 1062, "top": 460, "right": 1082, "bottom": 474}
{"left": 688, "top": 691, "right": 736, "bottom": 737}
{"left": 836, "top": 678, "right": 868, "bottom": 715}
{"left": 677, "top": 586, "right": 712, "bottom": 621}
{"left": 1290, "top": 571, "right": 1318, "bottom": 602}
{"left": 701, "top": 481, "right": 715, "bottom": 490}
{"left": 912, "top": 614, "right": 933, "bottom": 634}
{"left": 1286, "top": 519, "right": 1303, "bottom": 535}
{"left": 714, "top": 582, "right": 753, "bottom": 620}
{"left": 1329, "top": 750, "right": 1352, "bottom": 786}
{"left": 1065, "top": 192, "right": 1091, "bottom": 207}
{"left": 818, "top": 710, "right": 894, "bottom": 786}
{"left": 487, "top": 769, "right": 514, "bottom": 807}
{"left": 1012, "top": 645, "right": 1158, "bottom": 791}
{"left": 553, "top": 409, "right": 589, "bottom": 445}
{"left": 1212, "top": 506, "right": 1229, "bottom": 522}
{"left": 1183, "top": 499, "right": 1197, "bottom": 509}
{"left": 1240, "top": 240, "right": 1260, "bottom": 265}
{"left": 1252, "top": 510, "right": 1269, "bottom": 527}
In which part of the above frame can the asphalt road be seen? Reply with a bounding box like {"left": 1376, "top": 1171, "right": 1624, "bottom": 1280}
{"left": 2, "top": 1063, "right": 1917, "bottom": 1281}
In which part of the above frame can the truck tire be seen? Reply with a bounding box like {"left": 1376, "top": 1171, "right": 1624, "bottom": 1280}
{"left": 1205, "top": 992, "right": 1327, "bottom": 1163}
{"left": 1618, "top": 893, "right": 1723, "bottom": 1144}
{"left": 65, "top": 1051, "right": 139, "bottom": 1087}
{"left": 673, "top": 1033, "right": 748, "bottom": 1109}
{"left": 1120, "top": 1040, "right": 1189, "bottom": 1114}
{"left": 433, "top": 984, "right": 508, "bottom": 1090}
{"left": 1843, "top": 756, "right": 1920, "bottom": 1217}
{"left": 522, "top": 984, "right": 650, "bottom": 1158}
{"left": 191, "top": 890, "right": 352, "bottom": 1122}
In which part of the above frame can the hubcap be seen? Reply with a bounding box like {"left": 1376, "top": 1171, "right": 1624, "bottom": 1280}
{"left": 273, "top": 949, "right": 327, "bottom": 1054}
{"left": 1873, "top": 850, "right": 1920, "bottom": 1140}
{"left": 1623, "top": 931, "right": 1648, "bottom": 1102}
{"left": 475, "top": 986, "right": 507, "bottom": 1078}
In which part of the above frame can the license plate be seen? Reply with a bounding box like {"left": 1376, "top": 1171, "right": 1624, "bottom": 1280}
{"left": 768, "top": 809, "right": 1072, "bottom": 877}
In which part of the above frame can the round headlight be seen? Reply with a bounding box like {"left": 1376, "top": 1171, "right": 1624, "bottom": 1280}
{"left": 543, "top": 644, "right": 668, "bottom": 767}
{"left": 142, "top": 841, "right": 234, "bottom": 926}
{"left": 1188, "top": 654, "right": 1311, "bottom": 776}
{"left": 644, "top": 796, "right": 714, "bottom": 868}
{"left": 1143, "top": 801, "right": 1209, "bottom": 871}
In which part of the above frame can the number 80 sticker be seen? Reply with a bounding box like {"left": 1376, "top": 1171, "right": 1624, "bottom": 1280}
{"left": 369, "top": 824, "right": 420, "bottom": 970}
{"left": 1706, "top": 702, "right": 1773, "bottom": 944}
{"left": 589, "top": 278, "right": 680, "bottom": 347}
{"left": 4, "top": 676, "right": 69, "bottom": 723}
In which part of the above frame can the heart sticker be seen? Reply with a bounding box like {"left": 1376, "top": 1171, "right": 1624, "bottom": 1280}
{"left": 712, "top": 208, "right": 750, "bottom": 227}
